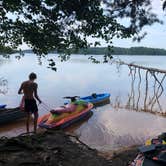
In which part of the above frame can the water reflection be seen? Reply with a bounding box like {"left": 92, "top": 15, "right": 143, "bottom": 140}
{"left": 1, "top": 54, "right": 166, "bottom": 152}
{"left": 0, "top": 118, "right": 29, "bottom": 137}
{"left": 76, "top": 107, "right": 166, "bottom": 151}
{"left": 65, "top": 111, "right": 93, "bottom": 133}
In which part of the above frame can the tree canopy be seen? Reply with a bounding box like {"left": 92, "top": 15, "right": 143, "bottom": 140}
{"left": 0, "top": 0, "right": 165, "bottom": 57}
{"left": 0, "top": 44, "right": 14, "bottom": 54}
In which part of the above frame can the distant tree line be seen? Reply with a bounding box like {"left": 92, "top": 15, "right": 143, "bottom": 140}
{"left": 72, "top": 47, "right": 166, "bottom": 55}
{"left": 22, "top": 47, "right": 166, "bottom": 56}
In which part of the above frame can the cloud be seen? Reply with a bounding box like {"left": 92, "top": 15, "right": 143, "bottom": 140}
{"left": 151, "top": 0, "right": 166, "bottom": 20}
{"left": 151, "top": 0, "right": 163, "bottom": 14}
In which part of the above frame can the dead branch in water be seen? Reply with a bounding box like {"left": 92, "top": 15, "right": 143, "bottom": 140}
{"left": 136, "top": 68, "right": 141, "bottom": 110}
{"left": 112, "top": 60, "right": 166, "bottom": 115}
{"left": 144, "top": 70, "right": 149, "bottom": 110}
{"left": 118, "top": 61, "right": 166, "bottom": 74}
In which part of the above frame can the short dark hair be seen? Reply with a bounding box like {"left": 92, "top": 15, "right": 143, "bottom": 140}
{"left": 29, "top": 72, "right": 37, "bottom": 80}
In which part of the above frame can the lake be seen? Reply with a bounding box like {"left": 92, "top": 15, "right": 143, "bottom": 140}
{"left": 1, "top": 54, "right": 166, "bottom": 152}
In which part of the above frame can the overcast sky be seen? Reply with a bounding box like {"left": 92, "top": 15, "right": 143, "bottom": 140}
{"left": 112, "top": 0, "right": 166, "bottom": 49}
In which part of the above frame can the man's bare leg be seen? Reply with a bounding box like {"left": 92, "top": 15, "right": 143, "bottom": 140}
{"left": 34, "top": 112, "right": 39, "bottom": 133}
{"left": 26, "top": 112, "right": 30, "bottom": 133}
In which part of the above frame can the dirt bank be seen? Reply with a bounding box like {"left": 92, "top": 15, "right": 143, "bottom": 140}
{"left": 0, "top": 130, "right": 138, "bottom": 166}
{"left": 99, "top": 146, "right": 138, "bottom": 166}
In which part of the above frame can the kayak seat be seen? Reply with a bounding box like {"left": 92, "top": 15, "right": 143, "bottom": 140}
{"left": 91, "top": 93, "right": 97, "bottom": 98}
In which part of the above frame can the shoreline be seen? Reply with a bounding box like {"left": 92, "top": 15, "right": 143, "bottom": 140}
{"left": 0, "top": 130, "right": 138, "bottom": 166}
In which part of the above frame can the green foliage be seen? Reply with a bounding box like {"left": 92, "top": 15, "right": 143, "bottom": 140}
{"left": 0, "top": 45, "right": 15, "bottom": 54}
{"left": 103, "top": 0, "right": 163, "bottom": 42}
{"left": 0, "top": 0, "right": 163, "bottom": 56}
{"left": 163, "top": 1, "right": 166, "bottom": 10}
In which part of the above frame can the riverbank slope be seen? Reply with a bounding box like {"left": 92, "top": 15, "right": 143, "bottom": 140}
{"left": 0, "top": 130, "right": 139, "bottom": 166}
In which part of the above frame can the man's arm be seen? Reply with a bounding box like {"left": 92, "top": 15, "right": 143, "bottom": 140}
{"left": 34, "top": 83, "right": 42, "bottom": 104}
{"left": 18, "top": 83, "right": 23, "bottom": 94}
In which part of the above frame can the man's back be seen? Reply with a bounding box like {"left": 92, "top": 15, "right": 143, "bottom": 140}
{"left": 21, "top": 80, "right": 37, "bottom": 99}
{"left": 18, "top": 72, "right": 41, "bottom": 133}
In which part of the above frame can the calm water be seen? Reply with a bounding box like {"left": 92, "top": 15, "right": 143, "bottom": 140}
{"left": 1, "top": 54, "right": 166, "bottom": 151}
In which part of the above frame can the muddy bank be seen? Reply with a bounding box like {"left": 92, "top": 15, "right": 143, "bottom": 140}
{"left": 0, "top": 130, "right": 138, "bottom": 166}
{"left": 99, "top": 146, "right": 138, "bottom": 166}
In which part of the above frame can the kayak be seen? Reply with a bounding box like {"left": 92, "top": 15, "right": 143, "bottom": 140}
{"left": 130, "top": 133, "right": 166, "bottom": 166}
{"left": 0, "top": 107, "right": 26, "bottom": 124}
{"left": 64, "top": 93, "right": 110, "bottom": 106}
{"left": 80, "top": 93, "right": 110, "bottom": 105}
{"left": 0, "top": 104, "right": 7, "bottom": 109}
{"left": 38, "top": 101, "right": 93, "bottom": 129}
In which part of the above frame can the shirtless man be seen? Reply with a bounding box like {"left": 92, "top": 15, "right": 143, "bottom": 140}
{"left": 18, "top": 72, "right": 42, "bottom": 133}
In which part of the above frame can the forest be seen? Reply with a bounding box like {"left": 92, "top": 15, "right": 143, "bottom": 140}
{"left": 65, "top": 47, "right": 166, "bottom": 55}
{"left": 1, "top": 45, "right": 166, "bottom": 56}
